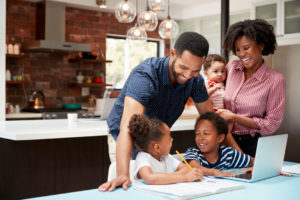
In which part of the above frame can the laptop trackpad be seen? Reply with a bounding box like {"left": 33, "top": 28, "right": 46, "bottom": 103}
{"left": 235, "top": 173, "right": 252, "bottom": 180}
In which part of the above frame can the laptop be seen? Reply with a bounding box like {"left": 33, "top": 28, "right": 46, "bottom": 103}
{"left": 222, "top": 134, "right": 288, "bottom": 182}
{"left": 99, "top": 98, "right": 117, "bottom": 120}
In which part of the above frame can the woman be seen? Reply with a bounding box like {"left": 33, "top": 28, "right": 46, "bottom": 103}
{"left": 217, "top": 19, "right": 286, "bottom": 157}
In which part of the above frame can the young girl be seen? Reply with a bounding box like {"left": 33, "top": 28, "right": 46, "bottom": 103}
{"left": 129, "top": 114, "right": 203, "bottom": 184}
{"left": 204, "top": 54, "right": 227, "bottom": 109}
{"left": 184, "top": 112, "right": 254, "bottom": 177}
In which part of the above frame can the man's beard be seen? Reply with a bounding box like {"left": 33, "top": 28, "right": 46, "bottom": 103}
{"left": 171, "top": 58, "right": 179, "bottom": 84}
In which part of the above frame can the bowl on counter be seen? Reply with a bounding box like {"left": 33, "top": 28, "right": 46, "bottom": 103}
{"left": 58, "top": 104, "right": 81, "bottom": 110}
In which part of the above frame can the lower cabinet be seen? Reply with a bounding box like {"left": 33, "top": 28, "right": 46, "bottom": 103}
{"left": 0, "top": 130, "right": 194, "bottom": 200}
{"left": 0, "top": 136, "right": 110, "bottom": 200}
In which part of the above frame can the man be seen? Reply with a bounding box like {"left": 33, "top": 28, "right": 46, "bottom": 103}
{"left": 99, "top": 32, "right": 214, "bottom": 192}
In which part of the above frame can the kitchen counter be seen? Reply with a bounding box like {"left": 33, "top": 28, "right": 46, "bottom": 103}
{"left": 6, "top": 112, "right": 43, "bottom": 119}
{"left": 0, "top": 118, "right": 197, "bottom": 141}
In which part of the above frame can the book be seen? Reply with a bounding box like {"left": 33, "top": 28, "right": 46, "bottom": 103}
{"left": 133, "top": 177, "right": 245, "bottom": 200}
{"left": 282, "top": 164, "right": 300, "bottom": 176}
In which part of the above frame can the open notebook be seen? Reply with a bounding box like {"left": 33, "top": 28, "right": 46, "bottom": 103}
{"left": 134, "top": 178, "right": 244, "bottom": 200}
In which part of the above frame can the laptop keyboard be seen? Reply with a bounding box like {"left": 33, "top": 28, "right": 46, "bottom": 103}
{"left": 235, "top": 173, "right": 252, "bottom": 180}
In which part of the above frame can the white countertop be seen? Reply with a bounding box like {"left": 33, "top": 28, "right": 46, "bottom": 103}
{"left": 0, "top": 118, "right": 196, "bottom": 141}
{"left": 6, "top": 112, "right": 43, "bottom": 119}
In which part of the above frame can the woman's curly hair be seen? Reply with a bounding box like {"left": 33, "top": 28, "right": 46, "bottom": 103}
{"left": 128, "top": 114, "right": 164, "bottom": 152}
{"left": 223, "top": 19, "right": 277, "bottom": 56}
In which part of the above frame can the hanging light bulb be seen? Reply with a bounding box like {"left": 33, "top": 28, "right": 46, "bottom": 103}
{"left": 127, "top": 0, "right": 147, "bottom": 41}
{"left": 148, "top": 0, "right": 167, "bottom": 12}
{"left": 115, "top": 0, "right": 136, "bottom": 23}
{"left": 96, "top": 0, "right": 107, "bottom": 8}
{"left": 127, "top": 26, "right": 147, "bottom": 40}
{"left": 158, "top": 0, "right": 179, "bottom": 39}
{"left": 137, "top": 0, "right": 158, "bottom": 31}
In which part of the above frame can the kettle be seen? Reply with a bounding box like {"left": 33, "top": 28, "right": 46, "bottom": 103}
{"left": 28, "top": 91, "right": 45, "bottom": 109}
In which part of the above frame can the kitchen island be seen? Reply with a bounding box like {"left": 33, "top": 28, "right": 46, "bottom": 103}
{"left": 0, "top": 118, "right": 197, "bottom": 200}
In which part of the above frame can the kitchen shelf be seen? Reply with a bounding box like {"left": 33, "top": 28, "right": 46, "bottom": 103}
{"left": 70, "top": 83, "right": 112, "bottom": 87}
{"left": 6, "top": 80, "right": 29, "bottom": 85}
{"left": 6, "top": 53, "right": 27, "bottom": 58}
{"left": 68, "top": 58, "right": 112, "bottom": 64}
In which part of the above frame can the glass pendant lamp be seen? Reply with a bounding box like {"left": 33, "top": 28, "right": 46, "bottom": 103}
{"left": 158, "top": 0, "right": 179, "bottom": 39}
{"left": 127, "top": 0, "right": 147, "bottom": 41}
{"left": 115, "top": 0, "right": 136, "bottom": 23}
{"left": 148, "top": 0, "right": 167, "bottom": 12}
{"left": 127, "top": 26, "right": 147, "bottom": 41}
{"left": 137, "top": 0, "right": 158, "bottom": 31}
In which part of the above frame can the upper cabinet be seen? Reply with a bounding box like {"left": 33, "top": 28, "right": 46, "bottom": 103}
{"left": 252, "top": 0, "right": 300, "bottom": 46}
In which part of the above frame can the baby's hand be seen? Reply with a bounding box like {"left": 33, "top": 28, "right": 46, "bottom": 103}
{"left": 214, "top": 83, "right": 223, "bottom": 89}
{"left": 185, "top": 168, "right": 203, "bottom": 182}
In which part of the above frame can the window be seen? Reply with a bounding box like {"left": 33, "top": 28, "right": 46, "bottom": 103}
{"left": 106, "top": 35, "right": 160, "bottom": 88}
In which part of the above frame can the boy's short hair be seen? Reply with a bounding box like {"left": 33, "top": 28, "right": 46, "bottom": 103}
{"left": 195, "top": 112, "right": 228, "bottom": 136}
{"left": 204, "top": 54, "right": 227, "bottom": 71}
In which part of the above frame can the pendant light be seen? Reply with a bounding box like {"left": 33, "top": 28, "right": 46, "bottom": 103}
{"left": 127, "top": 0, "right": 147, "bottom": 41}
{"left": 115, "top": 0, "right": 136, "bottom": 23}
{"left": 158, "top": 0, "right": 179, "bottom": 39}
{"left": 96, "top": 0, "right": 107, "bottom": 8}
{"left": 137, "top": 0, "right": 158, "bottom": 31}
{"left": 148, "top": 0, "right": 167, "bottom": 12}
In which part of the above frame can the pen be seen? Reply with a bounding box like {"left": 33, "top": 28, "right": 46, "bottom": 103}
{"left": 175, "top": 150, "right": 205, "bottom": 181}
{"left": 176, "top": 150, "right": 193, "bottom": 169}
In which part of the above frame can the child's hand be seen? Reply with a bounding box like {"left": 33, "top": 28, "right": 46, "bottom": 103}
{"left": 185, "top": 168, "right": 204, "bottom": 182}
{"left": 212, "top": 169, "right": 234, "bottom": 177}
{"left": 244, "top": 167, "right": 253, "bottom": 173}
{"left": 214, "top": 83, "right": 223, "bottom": 89}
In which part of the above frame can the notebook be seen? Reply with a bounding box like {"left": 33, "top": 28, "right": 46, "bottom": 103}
{"left": 99, "top": 98, "right": 117, "bottom": 120}
{"left": 282, "top": 164, "right": 300, "bottom": 176}
{"left": 134, "top": 178, "right": 244, "bottom": 200}
{"left": 223, "top": 134, "right": 288, "bottom": 182}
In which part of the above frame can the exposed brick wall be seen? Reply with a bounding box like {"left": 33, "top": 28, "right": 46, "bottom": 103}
{"left": 6, "top": 0, "right": 171, "bottom": 108}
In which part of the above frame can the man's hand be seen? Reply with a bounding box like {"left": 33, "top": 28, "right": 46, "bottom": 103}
{"left": 98, "top": 175, "right": 132, "bottom": 192}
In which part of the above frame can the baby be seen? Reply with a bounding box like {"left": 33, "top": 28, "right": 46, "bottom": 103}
{"left": 129, "top": 114, "right": 203, "bottom": 184}
{"left": 184, "top": 112, "right": 254, "bottom": 177}
{"left": 204, "top": 54, "right": 227, "bottom": 109}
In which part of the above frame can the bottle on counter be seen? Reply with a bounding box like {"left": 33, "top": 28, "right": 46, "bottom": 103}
{"left": 13, "top": 43, "right": 20, "bottom": 55}
{"left": 76, "top": 72, "right": 84, "bottom": 83}
{"left": 7, "top": 43, "right": 14, "bottom": 54}
{"left": 15, "top": 104, "right": 20, "bottom": 113}
{"left": 6, "top": 70, "right": 11, "bottom": 81}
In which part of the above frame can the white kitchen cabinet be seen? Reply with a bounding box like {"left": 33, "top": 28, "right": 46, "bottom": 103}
{"left": 251, "top": 0, "right": 300, "bottom": 46}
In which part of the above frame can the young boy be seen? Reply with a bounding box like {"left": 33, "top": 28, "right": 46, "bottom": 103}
{"left": 184, "top": 112, "right": 254, "bottom": 177}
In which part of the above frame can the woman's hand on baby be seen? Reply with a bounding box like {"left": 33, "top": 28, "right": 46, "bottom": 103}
{"left": 216, "top": 109, "right": 235, "bottom": 121}
{"left": 185, "top": 168, "right": 204, "bottom": 182}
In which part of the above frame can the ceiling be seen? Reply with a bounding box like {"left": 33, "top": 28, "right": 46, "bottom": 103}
{"left": 25, "top": 0, "right": 262, "bottom": 20}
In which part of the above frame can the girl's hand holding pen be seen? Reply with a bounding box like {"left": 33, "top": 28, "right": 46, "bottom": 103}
{"left": 185, "top": 168, "right": 204, "bottom": 182}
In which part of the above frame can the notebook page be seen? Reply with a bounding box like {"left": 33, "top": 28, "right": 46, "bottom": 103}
{"left": 134, "top": 178, "right": 244, "bottom": 200}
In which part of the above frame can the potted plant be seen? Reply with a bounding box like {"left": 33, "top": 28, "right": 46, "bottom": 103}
{"left": 94, "top": 72, "right": 104, "bottom": 84}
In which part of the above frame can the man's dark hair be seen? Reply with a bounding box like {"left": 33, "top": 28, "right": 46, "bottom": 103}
{"left": 223, "top": 19, "right": 277, "bottom": 56}
{"left": 174, "top": 32, "right": 209, "bottom": 58}
{"left": 195, "top": 112, "right": 228, "bottom": 136}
